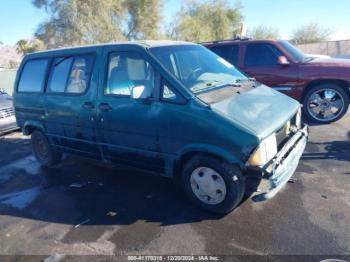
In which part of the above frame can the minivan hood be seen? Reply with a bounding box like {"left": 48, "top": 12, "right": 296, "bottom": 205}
{"left": 211, "top": 85, "right": 300, "bottom": 140}
{"left": 0, "top": 94, "right": 13, "bottom": 109}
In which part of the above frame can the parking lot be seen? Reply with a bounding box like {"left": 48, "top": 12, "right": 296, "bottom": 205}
{"left": 0, "top": 114, "right": 350, "bottom": 258}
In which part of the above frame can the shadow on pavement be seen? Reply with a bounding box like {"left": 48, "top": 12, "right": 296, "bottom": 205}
{"left": 302, "top": 131, "right": 350, "bottom": 162}
{"left": 0, "top": 153, "right": 226, "bottom": 227}
{"left": 3, "top": 129, "right": 349, "bottom": 228}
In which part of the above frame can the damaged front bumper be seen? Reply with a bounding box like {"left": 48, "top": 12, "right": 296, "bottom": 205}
{"left": 248, "top": 124, "right": 309, "bottom": 200}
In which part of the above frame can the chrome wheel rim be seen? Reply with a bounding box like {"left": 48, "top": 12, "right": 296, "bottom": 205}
{"left": 190, "top": 167, "right": 226, "bottom": 205}
{"left": 307, "top": 88, "right": 344, "bottom": 122}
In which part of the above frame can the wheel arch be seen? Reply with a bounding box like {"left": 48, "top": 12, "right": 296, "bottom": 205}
{"left": 23, "top": 120, "right": 45, "bottom": 135}
{"left": 173, "top": 145, "right": 243, "bottom": 182}
{"left": 302, "top": 79, "right": 350, "bottom": 102}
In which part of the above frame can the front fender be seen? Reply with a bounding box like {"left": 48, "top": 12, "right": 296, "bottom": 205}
{"left": 177, "top": 143, "right": 243, "bottom": 167}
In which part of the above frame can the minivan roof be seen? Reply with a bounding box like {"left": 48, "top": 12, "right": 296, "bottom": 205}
{"left": 24, "top": 40, "right": 193, "bottom": 58}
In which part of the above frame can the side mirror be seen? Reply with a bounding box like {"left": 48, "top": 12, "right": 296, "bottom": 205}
{"left": 131, "top": 85, "right": 145, "bottom": 99}
{"left": 277, "top": 56, "right": 290, "bottom": 66}
{"left": 130, "top": 85, "right": 151, "bottom": 100}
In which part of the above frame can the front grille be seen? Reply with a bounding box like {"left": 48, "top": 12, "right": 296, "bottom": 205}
{"left": 0, "top": 107, "right": 15, "bottom": 119}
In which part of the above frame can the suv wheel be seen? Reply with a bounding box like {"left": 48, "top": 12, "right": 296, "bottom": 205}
{"left": 31, "top": 130, "right": 62, "bottom": 167}
{"left": 181, "top": 155, "right": 245, "bottom": 214}
{"left": 303, "top": 83, "right": 349, "bottom": 124}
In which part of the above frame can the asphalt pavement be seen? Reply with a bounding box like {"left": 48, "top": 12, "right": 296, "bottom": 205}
{"left": 0, "top": 114, "right": 350, "bottom": 260}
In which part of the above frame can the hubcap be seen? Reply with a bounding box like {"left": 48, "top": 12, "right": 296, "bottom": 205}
{"left": 307, "top": 88, "right": 344, "bottom": 122}
{"left": 190, "top": 167, "right": 227, "bottom": 205}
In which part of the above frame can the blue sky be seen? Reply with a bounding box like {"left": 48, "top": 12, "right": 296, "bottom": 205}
{"left": 0, "top": 0, "right": 349, "bottom": 45}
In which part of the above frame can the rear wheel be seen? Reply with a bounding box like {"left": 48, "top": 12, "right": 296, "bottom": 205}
{"left": 303, "top": 83, "right": 349, "bottom": 124}
{"left": 31, "top": 130, "right": 61, "bottom": 167}
{"left": 181, "top": 155, "right": 245, "bottom": 214}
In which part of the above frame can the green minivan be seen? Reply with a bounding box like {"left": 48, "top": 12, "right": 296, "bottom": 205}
{"left": 13, "top": 41, "right": 308, "bottom": 213}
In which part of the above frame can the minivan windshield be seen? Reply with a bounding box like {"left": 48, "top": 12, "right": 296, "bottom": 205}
{"left": 149, "top": 44, "right": 246, "bottom": 94}
{"left": 279, "top": 40, "right": 309, "bottom": 63}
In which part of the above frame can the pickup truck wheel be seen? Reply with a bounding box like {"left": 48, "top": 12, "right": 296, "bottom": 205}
{"left": 303, "top": 84, "right": 349, "bottom": 124}
{"left": 31, "top": 130, "right": 61, "bottom": 167}
{"left": 181, "top": 155, "right": 245, "bottom": 214}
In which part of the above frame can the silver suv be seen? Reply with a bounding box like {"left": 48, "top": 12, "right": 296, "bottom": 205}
{"left": 0, "top": 89, "right": 18, "bottom": 135}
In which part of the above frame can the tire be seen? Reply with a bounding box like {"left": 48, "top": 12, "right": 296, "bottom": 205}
{"left": 31, "top": 130, "right": 62, "bottom": 167}
{"left": 181, "top": 155, "right": 245, "bottom": 214}
{"left": 303, "top": 83, "right": 349, "bottom": 124}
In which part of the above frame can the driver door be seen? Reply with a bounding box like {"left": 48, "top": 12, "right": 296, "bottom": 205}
{"left": 96, "top": 47, "right": 163, "bottom": 172}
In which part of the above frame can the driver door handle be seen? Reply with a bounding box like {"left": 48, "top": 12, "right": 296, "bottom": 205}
{"left": 99, "top": 103, "right": 112, "bottom": 112}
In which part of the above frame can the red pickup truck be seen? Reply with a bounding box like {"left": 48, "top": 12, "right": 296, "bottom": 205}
{"left": 203, "top": 39, "right": 350, "bottom": 124}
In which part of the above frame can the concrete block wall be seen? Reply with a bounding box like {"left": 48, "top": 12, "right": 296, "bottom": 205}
{"left": 297, "top": 40, "right": 350, "bottom": 59}
{"left": 0, "top": 70, "right": 17, "bottom": 95}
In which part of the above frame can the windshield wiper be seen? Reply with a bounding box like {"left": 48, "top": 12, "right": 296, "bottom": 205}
{"left": 192, "top": 76, "right": 258, "bottom": 95}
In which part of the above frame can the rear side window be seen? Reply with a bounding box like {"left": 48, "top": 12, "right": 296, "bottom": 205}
{"left": 211, "top": 45, "right": 239, "bottom": 65}
{"left": 67, "top": 56, "right": 94, "bottom": 94}
{"left": 47, "top": 55, "right": 94, "bottom": 94}
{"left": 17, "top": 59, "right": 49, "bottom": 92}
{"left": 244, "top": 43, "right": 282, "bottom": 67}
{"left": 47, "top": 57, "right": 73, "bottom": 93}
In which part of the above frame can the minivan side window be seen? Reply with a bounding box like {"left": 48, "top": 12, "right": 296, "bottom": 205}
{"left": 17, "top": 59, "right": 49, "bottom": 93}
{"left": 47, "top": 55, "right": 94, "bottom": 94}
{"left": 105, "top": 52, "right": 155, "bottom": 98}
{"left": 67, "top": 56, "right": 94, "bottom": 94}
{"left": 161, "top": 82, "right": 186, "bottom": 104}
{"left": 47, "top": 57, "right": 73, "bottom": 93}
{"left": 244, "top": 43, "right": 282, "bottom": 67}
{"left": 162, "top": 84, "right": 176, "bottom": 100}
{"left": 211, "top": 45, "right": 239, "bottom": 66}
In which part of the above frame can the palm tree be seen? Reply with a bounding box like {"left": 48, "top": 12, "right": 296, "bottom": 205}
{"left": 16, "top": 39, "right": 45, "bottom": 55}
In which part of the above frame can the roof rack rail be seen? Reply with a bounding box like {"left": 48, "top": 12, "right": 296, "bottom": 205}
{"left": 199, "top": 36, "right": 251, "bottom": 44}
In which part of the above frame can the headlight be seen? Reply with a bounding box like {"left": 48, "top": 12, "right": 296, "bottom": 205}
{"left": 295, "top": 107, "right": 302, "bottom": 129}
{"left": 247, "top": 133, "right": 277, "bottom": 166}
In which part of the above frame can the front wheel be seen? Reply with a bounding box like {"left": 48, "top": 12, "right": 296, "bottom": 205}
{"left": 31, "top": 130, "right": 62, "bottom": 167}
{"left": 181, "top": 155, "right": 245, "bottom": 214}
{"left": 303, "top": 84, "right": 349, "bottom": 124}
